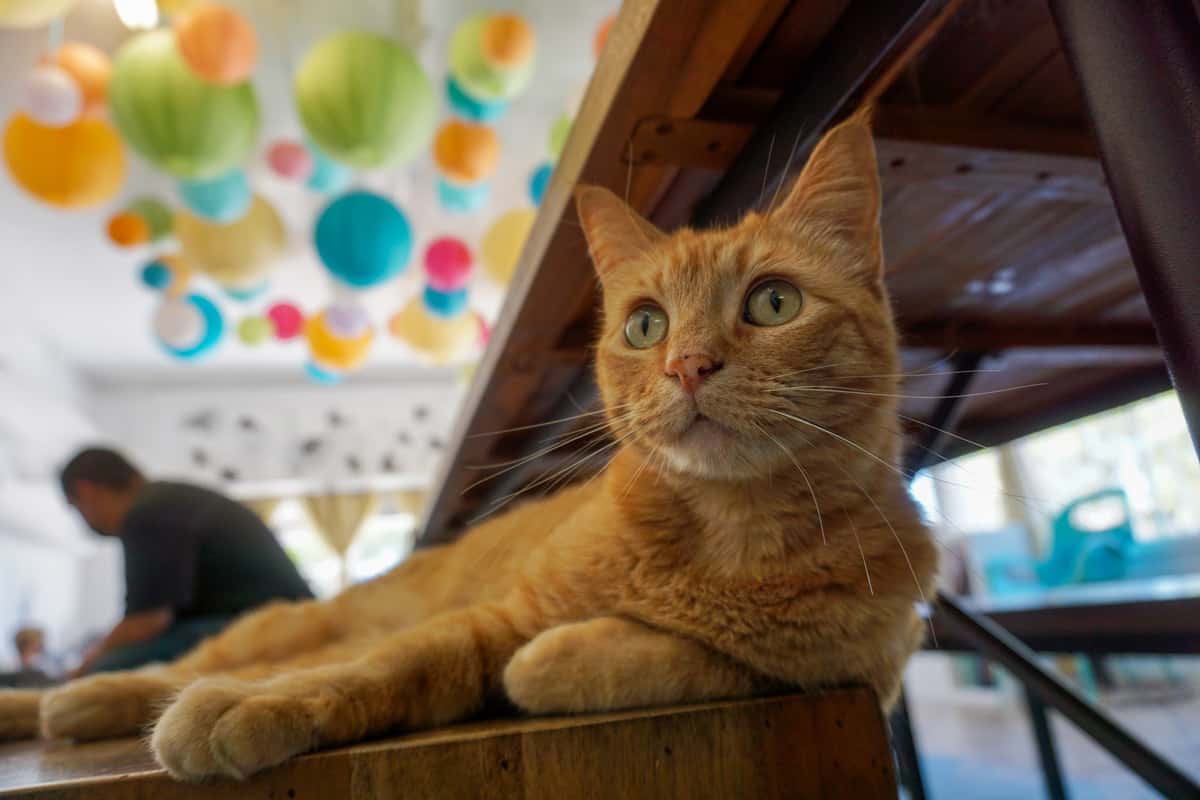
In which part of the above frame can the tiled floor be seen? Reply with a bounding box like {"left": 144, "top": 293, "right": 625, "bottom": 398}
{"left": 904, "top": 654, "right": 1200, "bottom": 799}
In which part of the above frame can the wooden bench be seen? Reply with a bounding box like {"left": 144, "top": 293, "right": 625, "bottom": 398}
{"left": 0, "top": 690, "right": 895, "bottom": 799}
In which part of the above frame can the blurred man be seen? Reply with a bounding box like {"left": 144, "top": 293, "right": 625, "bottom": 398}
{"left": 59, "top": 447, "right": 313, "bottom": 675}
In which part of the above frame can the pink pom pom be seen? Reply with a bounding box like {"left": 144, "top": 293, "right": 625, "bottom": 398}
{"left": 424, "top": 236, "right": 473, "bottom": 292}
{"left": 476, "top": 312, "right": 492, "bottom": 346}
{"left": 267, "top": 302, "right": 304, "bottom": 340}
{"left": 266, "top": 140, "right": 314, "bottom": 181}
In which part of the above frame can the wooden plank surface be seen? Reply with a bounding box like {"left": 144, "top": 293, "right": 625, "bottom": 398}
{"left": 0, "top": 691, "right": 894, "bottom": 799}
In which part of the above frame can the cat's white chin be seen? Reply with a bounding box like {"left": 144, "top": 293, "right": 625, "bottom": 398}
{"left": 659, "top": 416, "right": 751, "bottom": 479}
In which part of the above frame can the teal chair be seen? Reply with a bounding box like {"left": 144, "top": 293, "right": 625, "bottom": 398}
{"left": 1036, "top": 488, "right": 1133, "bottom": 587}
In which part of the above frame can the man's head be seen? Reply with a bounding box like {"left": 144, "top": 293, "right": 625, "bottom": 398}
{"left": 59, "top": 447, "right": 145, "bottom": 536}
{"left": 14, "top": 627, "right": 44, "bottom": 667}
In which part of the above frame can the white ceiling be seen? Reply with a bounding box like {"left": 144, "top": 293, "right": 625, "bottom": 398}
{"left": 0, "top": 0, "right": 611, "bottom": 383}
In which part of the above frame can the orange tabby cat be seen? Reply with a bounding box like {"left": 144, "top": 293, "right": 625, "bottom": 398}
{"left": 0, "top": 113, "right": 936, "bottom": 782}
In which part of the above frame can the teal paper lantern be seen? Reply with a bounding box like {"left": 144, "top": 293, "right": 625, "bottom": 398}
{"left": 306, "top": 145, "right": 352, "bottom": 194}
{"left": 159, "top": 293, "right": 224, "bottom": 360}
{"left": 141, "top": 262, "right": 171, "bottom": 290}
{"left": 436, "top": 177, "right": 489, "bottom": 213}
{"left": 295, "top": 31, "right": 435, "bottom": 169}
{"left": 446, "top": 76, "right": 508, "bottom": 123}
{"left": 529, "top": 162, "right": 552, "bottom": 205}
{"left": 423, "top": 285, "right": 469, "bottom": 319}
{"left": 305, "top": 361, "right": 342, "bottom": 384}
{"left": 179, "top": 168, "right": 251, "bottom": 223}
{"left": 314, "top": 191, "right": 413, "bottom": 288}
{"left": 110, "top": 30, "right": 260, "bottom": 179}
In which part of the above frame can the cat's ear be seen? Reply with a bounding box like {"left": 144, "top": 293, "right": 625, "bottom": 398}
{"left": 769, "top": 109, "right": 882, "bottom": 280}
{"left": 575, "top": 185, "right": 664, "bottom": 281}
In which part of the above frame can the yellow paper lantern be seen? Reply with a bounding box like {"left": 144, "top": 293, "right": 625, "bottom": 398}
{"left": 389, "top": 297, "right": 478, "bottom": 363}
{"left": 3, "top": 113, "right": 125, "bottom": 208}
{"left": 433, "top": 120, "right": 500, "bottom": 184}
{"left": 0, "top": 0, "right": 77, "bottom": 28}
{"left": 175, "top": 194, "right": 286, "bottom": 287}
{"left": 306, "top": 311, "right": 373, "bottom": 371}
{"left": 481, "top": 208, "right": 536, "bottom": 285}
{"left": 157, "top": 253, "right": 193, "bottom": 297}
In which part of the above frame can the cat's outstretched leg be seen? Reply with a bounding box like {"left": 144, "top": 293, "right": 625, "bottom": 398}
{"left": 41, "top": 600, "right": 345, "bottom": 743}
{"left": 150, "top": 601, "right": 534, "bottom": 782}
{"left": 503, "top": 617, "right": 763, "bottom": 713}
{"left": 0, "top": 689, "right": 43, "bottom": 740}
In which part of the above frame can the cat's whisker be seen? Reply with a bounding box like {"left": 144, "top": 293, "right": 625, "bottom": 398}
{"left": 758, "top": 133, "right": 776, "bottom": 209}
{"left": 620, "top": 448, "right": 655, "bottom": 499}
{"left": 838, "top": 500, "right": 874, "bottom": 596}
{"left": 831, "top": 459, "right": 935, "bottom": 647}
{"left": 754, "top": 423, "right": 825, "bottom": 545}
{"left": 767, "top": 382, "right": 1046, "bottom": 400}
{"left": 896, "top": 412, "right": 987, "bottom": 451}
{"left": 467, "top": 404, "right": 629, "bottom": 439}
{"left": 461, "top": 416, "right": 630, "bottom": 493}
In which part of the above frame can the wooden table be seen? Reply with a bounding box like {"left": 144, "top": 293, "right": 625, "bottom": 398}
{"left": 932, "top": 574, "right": 1200, "bottom": 655}
{"left": 0, "top": 690, "right": 894, "bottom": 799}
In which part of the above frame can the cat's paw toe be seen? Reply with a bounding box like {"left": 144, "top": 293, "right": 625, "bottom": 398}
{"left": 41, "top": 672, "right": 169, "bottom": 741}
{"left": 504, "top": 626, "right": 604, "bottom": 713}
{"left": 151, "top": 679, "right": 251, "bottom": 782}
{"left": 152, "top": 679, "right": 316, "bottom": 782}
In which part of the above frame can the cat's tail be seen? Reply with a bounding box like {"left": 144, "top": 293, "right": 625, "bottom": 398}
{"left": 0, "top": 688, "right": 44, "bottom": 740}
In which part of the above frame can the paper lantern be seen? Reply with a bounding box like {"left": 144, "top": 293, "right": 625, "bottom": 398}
{"left": 224, "top": 282, "right": 267, "bottom": 302}
{"left": 306, "top": 310, "right": 372, "bottom": 371}
{"left": 127, "top": 196, "right": 173, "bottom": 240}
{"left": 423, "top": 285, "right": 469, "bottom": 319}
{"left": 21, "top": 65, "right": 82, "bottom": 128}
{"left": 424, "top": 237, "right": 472, "bottom": 291}
{"left": 305, "top": 361, "right": 341, "bottom": 384}
{"left": 108, "top": 211, "right": 150, "bottom": 247}
{"left": 158, "top": 0, "right": 200, "bottom": 13}
{"left": 155, "top": 293, "right": 222, "bottom": 359}
{"left": 266, "top": 140, "right": 313, "bottom": 180}
{"left": 594, "top": 15, "right": 615, "bottom": 59}
{"left": 110, "top": 29, "right": 260, "bottom": 179}
{"left": 175, "top": 3, "right": 258, "bottom": 86}
{"left": 0, "top": 0, "right": 77, "bottom": 28}
{"left": 529, "top": 163, "right": 552, "bottom": 206}
{"left": 445, "top": 76, "right": 507, "bottom": 123}
{"left": 141, "top": 262, "right": 171, "bottom": 290}
{"left": 481, "top": 14, "right": 534, "bottom": 70}
{"left": 175, "top": 194, "right": 286, "bottom": 287}
{"left": 49, "top": 43, "right": 111, "bottom": 116}
{"left": 144, "top": 253, "right": 192, "bottom": 296}
{"left": 236, "top": 315, "right": 271, "bottom": 345}
{"left": 295, "top": 31, "right": 435, "bottom": 169}
{"left": 3, "top": 114, "right": 125, "bottom": 208}
{"left": 433, "top": 120, "right": 499, "bottom": 184}
{"left": 306, "top": 145, "right": 352, "bottom": 193}
{"left": 178, "top": 168, "right": 251, "bottom": 222}
{"left": 267, "top": 301, "right": 304, "bottom": 340}
{"left": 450, "top": 13, "right": 535, "bottom": 102}
{"left": 549, "top": 114, "right": 571, "bottom": 161}
{"left": 325, "top": 302, "right": 370, "bottom": 338}
{"left": 315, "top": 192, "right": 412, "bottom": 288}
{"left": 389, "top": 296, "right": 478, "bottom": 363}
{"left": 481, "top": 209, "right": 536, "bottom": 285}
{"left": 436, "top": 177, "right": 489, "bottom": 213}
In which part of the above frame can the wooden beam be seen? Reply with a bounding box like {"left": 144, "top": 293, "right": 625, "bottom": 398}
{"left": 419, "top": 0, "right": 781, "bottom": 544}
{"left": 901, "top": 321, "right": 1159, "bottom": 350}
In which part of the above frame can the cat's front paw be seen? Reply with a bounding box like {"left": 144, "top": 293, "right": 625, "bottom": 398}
{"left": 504, "top": 622, "right": 617, "bottom": 713}
{"left": 151, "top": 678, "right": 316, "bottom": 782}
{"left": 42, "top": 671, "right": 175, "bottom": 741}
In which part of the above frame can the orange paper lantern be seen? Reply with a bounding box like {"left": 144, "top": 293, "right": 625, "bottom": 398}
{"left": 594, "top": 15, "right": 614, "bottom": 60}
{"left": 3, "top": 113, "right": 125, "bottom": 209}
{"left": 48, "top": 43, "right": 112, "bottom": 116}
{"left": 432, "top": 120, "right": 500, "bottom": 184}
{"left": 481, "top": 14, "right": 534, "bottom": 69}
{"left": 174, "top": 3, "right": 258, "bottom": 86}
{"left": 107, "top": 211, "right": 150, "bottom": 247}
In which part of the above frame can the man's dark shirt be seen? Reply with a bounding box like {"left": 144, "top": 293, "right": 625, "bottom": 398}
{"left": 120, "top": 481, "right": 313, "bottom": 618}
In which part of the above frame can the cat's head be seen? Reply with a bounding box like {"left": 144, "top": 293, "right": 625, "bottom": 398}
{"left": 578, "top": 113, "right": 900, "bottom": 481}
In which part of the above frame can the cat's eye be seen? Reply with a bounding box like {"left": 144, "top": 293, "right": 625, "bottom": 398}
{"left": 624, "top": 304, "right": 669, "bottom": 348}
{"left": 743, "top": 280, "right": 803, "bottom": 326}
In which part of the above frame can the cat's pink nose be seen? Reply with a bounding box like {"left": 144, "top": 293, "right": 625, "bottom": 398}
{"left": 666, "top": 353, "right": 723, "bottom": 394}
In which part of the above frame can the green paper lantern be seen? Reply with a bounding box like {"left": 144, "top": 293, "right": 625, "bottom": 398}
{"left": 126, "top": 196, "right": 173, "bottom": 240}
{"left": 450, "top": 14, "right": 534, "bottom": 102}
{"left": 110, "top": 30, "right": 260, "bottom": 179}
{"left": 295, "top": 31, "right": 435, "bottom": 169}
{"left": 548, "top": 114, "right": 571, "bottom": 161}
